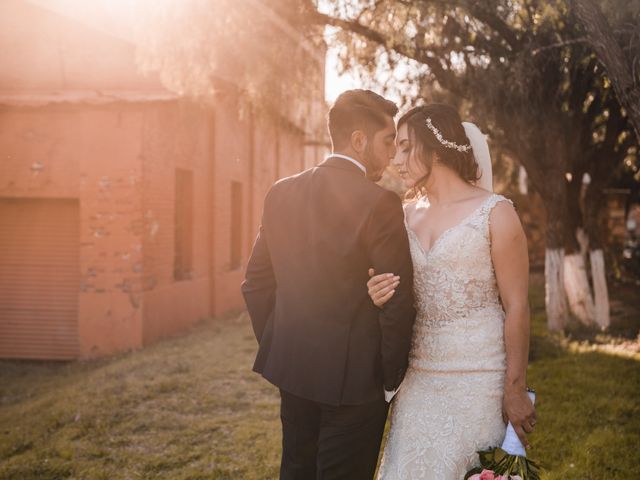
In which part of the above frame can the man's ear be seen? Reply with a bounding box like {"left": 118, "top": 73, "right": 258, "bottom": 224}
{"left": 350, "top": 130, "right": 368, "bottom": 154}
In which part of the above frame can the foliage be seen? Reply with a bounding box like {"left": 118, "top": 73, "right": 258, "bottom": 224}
{"left": 133, "top": 0, "right": 324, "bottom": 115}
{"left": 313, "top": 1, "right": 639, "bottom": 221}
{"left": 464, "top": 447, "right": 541, "bottom": 479}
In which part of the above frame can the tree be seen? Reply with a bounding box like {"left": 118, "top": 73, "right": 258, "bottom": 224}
{"left": 564, "top": 50, "right": 636, "bottom": 328}
{"left": 307, "top": 0, "right": 638, "bottom": 330}
{"left": 571, "top": 0, "right": 640, "bottom": 141}
{"left": 134, "top": 0, "right": 323, "bottom": 118}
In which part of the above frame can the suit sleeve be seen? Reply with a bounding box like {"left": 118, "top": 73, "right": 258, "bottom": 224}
{"left": 241, "top": 199, "right": 276, "bottom": 342}
{"left": 365, "top": 190, "right": 417, "bottom": 391}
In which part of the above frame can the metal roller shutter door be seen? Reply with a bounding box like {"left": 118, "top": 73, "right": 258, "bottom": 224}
{"left": 0, "top": 198, "right": 80, "bottom": 359}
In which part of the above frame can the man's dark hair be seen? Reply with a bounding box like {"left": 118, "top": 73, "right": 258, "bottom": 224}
{"left": 327, "top": 89, "right": 398, "bottom": 149}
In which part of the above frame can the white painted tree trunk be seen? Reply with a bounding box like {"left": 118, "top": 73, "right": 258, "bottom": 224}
{"left": 589, "top": 249, "right": 611, "bottom": 329}
{"left": 564, "top": 252, "right": 596, "bottom": 325}
{"left": 545, "top": 248, "right": 569, "bottom": 331}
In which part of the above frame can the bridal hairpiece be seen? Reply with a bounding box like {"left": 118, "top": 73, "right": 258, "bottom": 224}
{"left": 425, "top": 117, "right": 472, "bottom": 153}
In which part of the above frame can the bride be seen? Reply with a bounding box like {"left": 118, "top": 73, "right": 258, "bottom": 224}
{"left": 368, "top": 104, "right": 537, "bottom": 479}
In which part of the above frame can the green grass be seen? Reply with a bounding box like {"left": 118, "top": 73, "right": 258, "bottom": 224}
{"left": 1, "top": 285, "right": 639, "bottom": 479}
{"left": 0, "top": 311, "right": 281, "bottom": 479}
{"left": 525, "top": 283, "right": 640, "bottom": 479}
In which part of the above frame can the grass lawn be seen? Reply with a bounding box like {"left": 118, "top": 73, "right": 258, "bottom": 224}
{"left": 1, "top": 280, "right": 639, "bottom": 479}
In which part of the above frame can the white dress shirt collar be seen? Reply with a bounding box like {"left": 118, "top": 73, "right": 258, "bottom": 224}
{"left": 326, "top": 153, "right": 367, "bottom": 175}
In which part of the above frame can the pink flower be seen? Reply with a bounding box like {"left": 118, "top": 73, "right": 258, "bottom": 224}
{"left": 479, "top": 470, "right": 496, "bottom": 480}
{"left": 468, "top": 470, "right": 512, "bottom": 480}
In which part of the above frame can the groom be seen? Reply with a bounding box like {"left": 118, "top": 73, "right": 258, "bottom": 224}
{"left": 242, "top": 89, "right": 416, "bottom": 479}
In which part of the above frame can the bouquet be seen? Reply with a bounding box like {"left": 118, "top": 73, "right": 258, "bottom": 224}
{"left": 464, "top": 390, "right": 541, "bottom": 480}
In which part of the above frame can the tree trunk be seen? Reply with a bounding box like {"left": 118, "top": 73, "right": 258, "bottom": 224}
{"left": 576, "top": 227, "right": 589, "bottom": 258}
{"left": 571, "top": 0, "right": 640, "bottom": 141}
{"left": 584, "top": 178, "right": 611, "bottom": 329}
{"left": 563, "top": 249, "right": 596, "bottom": 326}
{"left": 562, "top": 172, "right": 597, "bottom": 325}
{"left": 539, "top": 185, "right": 571, "bottom": 331}
{"left": 589, "top": 249, "right": 611, "bottom": 329}
{"left": 514, "top": 125, "right": 572, "bottom": 331}
{"left": 563, "top": 170, "right": 596, "bottom": 325}
{"left": 545, "top": 248, "right": 568, "bottom": 331}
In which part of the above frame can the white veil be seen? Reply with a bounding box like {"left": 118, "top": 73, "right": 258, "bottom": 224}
{"left": 462, "top": 122, "right": 493, "bottom": 192}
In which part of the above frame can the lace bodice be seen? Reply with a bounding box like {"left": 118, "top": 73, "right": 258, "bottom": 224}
{"left": 404, "top": 194, "right": 511, "bottom": 372}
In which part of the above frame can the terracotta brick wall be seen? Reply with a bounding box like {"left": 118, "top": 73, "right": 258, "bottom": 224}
{"left": 0, "top": 103, "right": 146, "bottom": 356}
{"left": 139, "top": 101, "right": 212, "bottom": 344}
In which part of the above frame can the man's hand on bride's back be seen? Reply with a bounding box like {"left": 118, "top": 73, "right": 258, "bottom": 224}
{"left": 367, "top": 268, "right": 400, "bottom": 307}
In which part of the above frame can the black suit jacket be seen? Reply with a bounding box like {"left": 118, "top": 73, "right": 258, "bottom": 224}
{"left": 241, "top": 157, "right": 416, "bottom": 406}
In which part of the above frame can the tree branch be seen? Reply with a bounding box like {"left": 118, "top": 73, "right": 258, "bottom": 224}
{"left": 421, "top": 0, "right": 522, "bottom": 50}
{"left": 307, "top": 9, "right": 466, "bottom": 97}
{"left": 570, "top": 0, "right": 640, "bottom": 141}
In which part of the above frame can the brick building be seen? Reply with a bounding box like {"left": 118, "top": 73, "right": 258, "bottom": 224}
{"left": 0, "top": 0, "right": 328, "bottom": 359}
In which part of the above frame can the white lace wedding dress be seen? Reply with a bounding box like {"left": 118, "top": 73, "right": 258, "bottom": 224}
{"left": 378, "top": 193, "right": 510, "bottom": 480}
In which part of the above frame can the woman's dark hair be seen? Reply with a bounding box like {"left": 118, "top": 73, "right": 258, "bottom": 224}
{"left": 327, "top": 89, "right": 398, "bottom": 149}
{"left": 398, "top": 103, "right": 479, "bottom": 191}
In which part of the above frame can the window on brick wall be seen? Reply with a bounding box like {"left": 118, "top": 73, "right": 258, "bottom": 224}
{"left": 230, "top": 181, "right": 243, "bottom": 270}
{"left": 174, "top": 169, "right": 193, "bottom": 280}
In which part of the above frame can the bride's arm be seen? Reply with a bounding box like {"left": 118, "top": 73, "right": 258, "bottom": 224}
{"left": 368, "top": 269, "right": 400, "bottom": 307}
{"left": 490, "top": 200, "right": 537, "bottom": 448}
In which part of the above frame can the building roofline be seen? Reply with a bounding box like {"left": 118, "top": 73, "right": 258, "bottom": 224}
{"left": 0, "top": 90, "right": 180, "bottom": 107}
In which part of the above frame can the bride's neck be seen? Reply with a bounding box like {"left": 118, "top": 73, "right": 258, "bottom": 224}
{"left": 424, "top": 166, "right": 473, "bottom": 205}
